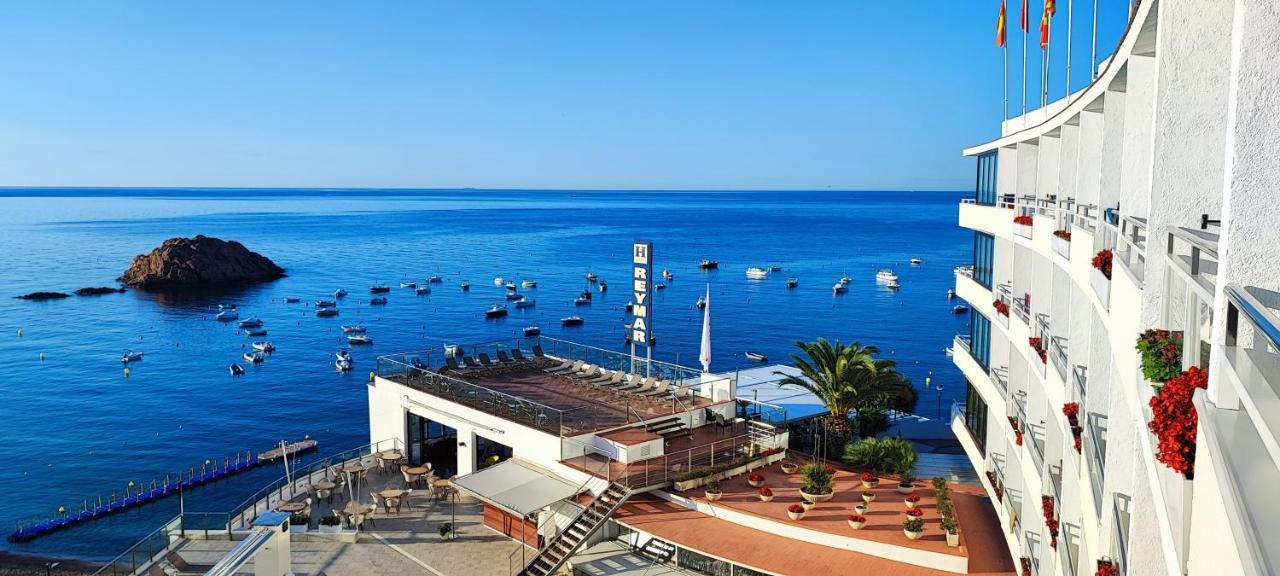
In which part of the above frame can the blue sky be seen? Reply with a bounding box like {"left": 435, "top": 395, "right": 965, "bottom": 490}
{"left": 0, "top": 1, "right": 1126, "bottom": 190}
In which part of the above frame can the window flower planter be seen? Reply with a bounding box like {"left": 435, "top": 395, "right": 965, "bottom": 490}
{"left": 993, "top": 299, "right": 1010, "bottom": 317}
{"left": 1042, "top": 495, "right": 1059, "bottom": 550}
{"left": 1136, "top": 329, "right": 1184, "bottom": 385}
{"left": 1028, "top": 337, "right": 1047, "bottom": 363}
{"left": 1148, "top": 367, "right": 1209, "bottom": 478}
{"left": 859, "top": 473, "right": 879, "bottom": 489}
{"left": 747, "top": 473, "right": 765, "bottom": 488}
{"left": 1092, "top": 249, "right": 1113, "bottom": 279}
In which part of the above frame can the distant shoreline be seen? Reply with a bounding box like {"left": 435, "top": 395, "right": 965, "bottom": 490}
{"left": 0, "top": 551, "right": 100, "bottom": 575}
{"left": 0, "top": 187, "right": 966, "bottom": 197}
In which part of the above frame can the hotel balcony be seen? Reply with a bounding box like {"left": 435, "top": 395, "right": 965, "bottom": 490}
{"left": 1193, "top": 285, "right": 1280, "bottom": 574}
{"left": 960, "top": 197, "right": 1015, "bottom": 240}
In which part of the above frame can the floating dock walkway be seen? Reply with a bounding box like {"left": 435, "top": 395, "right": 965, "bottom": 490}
{"left": 8, "top": 438, "right": 317, "bottom": 542}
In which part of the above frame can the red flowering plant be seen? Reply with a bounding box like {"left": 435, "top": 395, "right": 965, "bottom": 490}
{"left": 1028, "top": 337, "right": 1047, "bottom": 363}
{"left": 747, "top": 472, "right": 764, "bottom": 483}
{"left": 904, "top": 507, "right": 924, "bottom": 518}
{"left": 1136, "top": 329, "right": 1184, "bottom": 384}
{"left": 758, "top": 487, "right": 773, "bottom": 497}
{"left": 1053, "top": 229, "right": 1072, "bottom": 241}
{"left": 1062, "top": 402, "right": 1080, "bottom": 423}
{"left": 1014, "top": 215, "right": 1034, "bottom": 226}
{"left": 1095, "top": 558, "right": 1119, "bottom": 576}
{"left": 905, "top": 493, "right": 921, "bottom": 503}
{"left": 787, "top": 503, "right": 806, "bottom": 514}
{"left": 1008, "top": 416, "right": 1024, "bottom": 445}
{"left": 1074, "top": 434, "right": 1083, "bottom": 453}
{"left": 1148, "top": 367, "right": 1209, "bottom": 477}
{"left": 1020, "top": 557, "right": 1033, "bottom": 576}
{"left": 993, "top": 299, "right": 1010, "bottom": 317}
{"left": 860, "top": 472, "right": 878, "bottom": 483}
{"left": 847, "top": 514, "right": 867, "bottom": 523}
{"left": 1041, "top": 495, "right": 1059, "bottom": 550}
{"left": 1092, "top": 249, "right": 1113, "bottom": 279}
{"left": 985, "top": 470, "right": 1005, "bottom": 502}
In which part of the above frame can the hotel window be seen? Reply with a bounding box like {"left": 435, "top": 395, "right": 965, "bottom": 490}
{"left": 973, "top": 232, "right": 995, "bottom": 289}
{"left": 1112, "top": 494, "right": 1132, "bottom": 575}
{"left": 1061, "top": 522, "right": 1082, "bottom": 576}
{"left": 965, "top": 381, "right": 988, "bottom": 456}
{"left": 970, "top": 312, "right": 992, "bottom": 370}
{"left": 975, "top": 150, "right": 998, "bottom": 205}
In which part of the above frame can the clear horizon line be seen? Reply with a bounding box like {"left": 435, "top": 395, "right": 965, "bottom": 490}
{"left": 0, "top": 185, "right": 966, "bottom": 194}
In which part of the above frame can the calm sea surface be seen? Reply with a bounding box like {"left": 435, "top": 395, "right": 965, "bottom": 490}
{"left": 0, "top": 189, "right": 971, "bottom": 559}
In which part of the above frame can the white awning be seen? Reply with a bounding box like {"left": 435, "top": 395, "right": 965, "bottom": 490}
{"left": 724, "top": 364, "right": 828, "bottom": 420}
{"left": 451, "top": 459, "right": 580, "bottom": 517}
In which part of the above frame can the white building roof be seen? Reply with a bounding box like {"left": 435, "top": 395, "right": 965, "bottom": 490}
{"left": 723, "top": 364, "right": 829, "bottom": 420}
{"left": 450, "top": 459, "right": 580, "bottom": 517}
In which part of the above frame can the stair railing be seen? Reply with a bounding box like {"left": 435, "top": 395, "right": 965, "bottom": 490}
{"left": 507, "top": 452, "right": 614, "bottom": 576}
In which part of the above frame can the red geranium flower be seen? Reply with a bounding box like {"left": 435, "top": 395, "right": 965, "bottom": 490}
{"left": 747, "top": 473, "right": 764, "bottom": 483}
{"left": 1014, "top": 215, "right": 1033, "bottom": 226}
{"left": 847, "top": 514, "right": 866, "bottom": 523}
{"left": 1092, "top": 249, "right": 1113, "bottom": 279}
{"left": 860, "top": 472, "right": 878, "bottom": 483}
{"left": 1148, "top": 367, "right": 1209, "bottom": 476}
{"left": 758, "top": 487, "right": 773, "bottom": 496}
{"left": 905, "top": 493, "right": 921, "bottom": 503}
{"left": 787, "top": 503, "right": 806, "bottom": 514}
{"left": 905, "top": 507, "right": 924, "bottom": 518}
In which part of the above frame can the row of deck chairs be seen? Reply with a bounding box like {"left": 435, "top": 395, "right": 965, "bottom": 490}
{"left": 439, "top": 345, "right": 546, "bottom": 374}
{"left": 542, "top": 359, "right": 694, "bottom": 402}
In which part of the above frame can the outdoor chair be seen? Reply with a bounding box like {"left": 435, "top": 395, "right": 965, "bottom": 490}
{"left": 462, "top": 356, "right": 481, "bottom": 369}
{"left": 639, "top": 378, "right": 670, "bottom": 397}
{"left": 445, "top": 356, "right": 461, "bottom": 370}
{"left": 713, "top": 413, "right": 736, "bottom": 435}
{"left": 163, "top": 553, "right": 215, "bottom": 575}
{"left": 532, "top": 344, "right": 545, "bottom": 357}
{"left": 583, "top": 368, "right": 615, "bottom": 385}
{"left": 547, "top": 359, "right": 583, "bottom": 375}
{"left": 511, "top": 349, "right": 528, "bottom": 362}
{"left": 370, "top": 492, "right": 384, "bottom": 513}
{"left": 571, "top": 363, "right": 598, "bottom": 380}
{"left": 496, "top": 350, "right": 512, "bottom": 363}
{"left": 435, "top": 365, "right": 450, "bottom": 375}
{"left": 616, "top": 373, "right": 645, "bottom": 392}
{"left": 478, "top": 353, "right": 495, "bottom": 367}
{"left": 317, "top": 488, "right": 332, "bottom": 503}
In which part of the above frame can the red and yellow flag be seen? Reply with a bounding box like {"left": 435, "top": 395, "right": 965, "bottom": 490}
{"left": 1045, "top": 0, "right": 1057, "bottom": 17}
{"left": 1020, "top": 0, "right": 1029, "bottom": 32}
{"left": 997, "top": 0, "right": 1008, "bottom": 47}
{"left": 1039, "top": 3, "right": 1051, "bottom": 49}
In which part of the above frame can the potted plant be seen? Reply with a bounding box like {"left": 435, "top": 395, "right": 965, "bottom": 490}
{"left": 289, "top": 512, "right": 309, "bottom": 533}
{"left": 847, "top": 514, "right": 867, "bottom": 530}
{"left": 903, "top": 517, "right": 925, "bottom": 540}
{"left": 1013, "top": 215, "right": 1033, "bottom": 226}
{"left": 1095, "top": 558, "right": 1119, "bottom": 576}
{"left": 318, "top": 513, "right": 342, "bottom": 534}
{"left": 860, "top": 472, "right": 879, "bottom": 489}
{"left": 758, "top": 486, "right": 774, "bottom": 503}
{"left": 861, "top": 491, "right": 876, "bottom": 503}
{"left": 1092, "top": 249, "right": 1113, "bottom": 280}
{"left": 747, "top": 472, "right": 766, "bottom": 488}
{"left": 942, "top": 517, "right": 960, "bottom": 547}
{"left": 904, "top": 507, "right": 924, "bottom": 520}
{"left": 897, "top": 472, "right": 916, "bottom": 495}
{"left": 780, "top": 456, "right": 799, "bottom": 475}
{"left": 437, "top": 522, "right": 453, "bottom": 541}
{"left": 704, "top": 479, "right": 722, "bottom": 502}
{"left": 800, "top": 500, "right": 816, "bottom": 511}
{"left": 904, "top": 493, "right": 921, "bottom": 509}
{"left": 787, "top": 503, "right": 806, "bottom": 521}
{"left": 799, "top": 463, "right": 835, "bottom": 502}
{"left": 854, "top": 502, "right": 869, "bottom": 515}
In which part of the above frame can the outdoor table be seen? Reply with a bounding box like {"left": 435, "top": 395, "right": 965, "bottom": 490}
{"left": 432, "top": 479, "right": 454, "bottom": 500}
{"left": 378, "top": 450, "right": 403, "bottom": 461}
{"left": 380, "top": 488, "right": 407, "bottom": 499}
{"left": 344, "top": 503, "right": 374, "bottom": 515}
{"left": 277, "top": 502, "right": 306, "bottom": 513}
{"left": 315, "top": 480, "right": 336, "bottom": 490}
{"left": 404, "top": 466, "right": 429, "bottom": 476}
{"left": 342, "top": 463, "right": 365, "bottom": 474}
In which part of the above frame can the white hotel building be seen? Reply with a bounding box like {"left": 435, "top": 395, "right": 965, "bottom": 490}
{"left": 950, "top": 0, "right": 1280, "bottom": 575}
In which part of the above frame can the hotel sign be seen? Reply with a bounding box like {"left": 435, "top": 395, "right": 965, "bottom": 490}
{"left": 631, "top": 241, "right": 653, "bottom": 347}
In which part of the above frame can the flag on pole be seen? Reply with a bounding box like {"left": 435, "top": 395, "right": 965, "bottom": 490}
{"left": 1046, "top": 0, "right": 1057, "bottom": 16}
{"left": 1020, "top": 0, "right": 1030, "bottom": 31}
{"left": 997, "top": 0, "right": 1008, "bottom": 47}
{"left": 1040, "top": 4, "right": 1051, "bottom": 49}
{"left": 698, "top": 285, "right": 711, "bottom": 372}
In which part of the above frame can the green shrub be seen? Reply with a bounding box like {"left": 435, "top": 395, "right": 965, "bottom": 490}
{"left": 1136, "top": 329, "right": 1183, "bottom": 383}
{"left": 843, "top": 436, "right": 917, "bottom": 478}
{"left": 903, "top": 517, "right": 925, "bottom": 532}
{"left": 800, "top": 462, "right": 834, "bottom": 495}
{"left": 705, "top": 479, "right": 721, "bottom": 494}
{"left": 319, "top": 513, "right": 341, "bottom": 526}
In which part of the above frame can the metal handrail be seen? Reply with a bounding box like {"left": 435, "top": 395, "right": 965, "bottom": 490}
{"left": 90, "top": 515, "right": 186, "bottom": 576}
{"left": 1226, "top": 285, "right": 1280, "bottom": 353}
{"left": 1072, "top": 365, "right": 1088, "bottom": 402}
{"left": 509, "top": 440, "right": 614, "bottom": 576}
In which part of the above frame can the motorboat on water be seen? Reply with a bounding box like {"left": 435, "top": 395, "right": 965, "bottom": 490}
{"left": 505, "top": 281, "right": 517, "bottom": 291}
{"left": 769, "top": 265, "right": 783, "bottom": 272}
{"left": 238, "top": 317, "right": 263, "bottom": 328}
{"left": 416, "top": 286, "right": 431, "bottom": 295}
{"left": 316, "top": 299, "right": 337, "bottom": 308}
{"left": 662, "top": 268, "right": 673, "bottom": 281}
{"left": 370, "top": 285, "right": 391, "bottom": 293}
{"left": 242, "top": 351, "right": 265, "bottom": 364}
{"left": 839, "top": 275, "right": 852, "bottom": 286}
{"left": 745, "top": 267, "right": 769, "bottom": 279}
{"left": 427, "top": 275, "right": 443, "bottom": 284}
{"left": 251, "top": 341, "right": 276, "bottom": 353}
{"left": 244, "top": 327, "right": 268, "bottom": 337}
{"left": 315, "top": 307, "right": 339, "bottom": 317}
{"left": 521, "top": 279, "right": 537, "bottom": 288}
{"left": 341, "top": 324, "right": 367, "bottom": 334}
{"left": 579, "top": 289, "right": 593, "bottom": 301}
{"left": 229, "top": 363, "right": 245, "bottom": 376}
{"left": 506, "top": 292, "right": 525, "bottom": 301}
{"left": 655, "top": 282, "right": 667, "bottom": 290}
{"left": 875, "top": 269, "right": 900, "bottom": 283}
{"left": 400, "top": 281, "right": 417, "bottom": 288}
{"left": 946, "top": 289, "right": 956, "bottom": 299}
{"left": 370, "top": 297, "right": 388, "bottom": 305}
{"left": 832, "top": 283, "right": 848, "bottom": 295}
{"left": 561, "top": 316, "right": 584, "bottom": 326}
{"left": 333, "top": 289, "right": 348, "bottom": 298}
{"left": 493, "top": 276, "right": 505, "bottom": 286}
{"left": 910, "top": 258, "right": 923, "bottom": 265}
{"left": 786, "top": 277, "right": 799, "bottom": 288}
{"left": 215, "top": 305, "right": 239, "bottom": 322}
{"left": 952, "top": 304, "right": 970, "bottom": 314}
{"left": 460, "top": 282, "right": 471, "bottom": 291}
{"left": 696, "top": 297, "right": 706, "bottom": 310}
{"left": 523, "top": 326, "right": 541, "bottom": 337}
{"left": 699, "top": 259, "right": 719, "bottom": 270}
{"left": 335, "top": 350, "right": 353, "bottom": 372}
{"left": 347, "top": 334, "right": 373, "bottom": 345}
{"left": 514, "top": 297, "right": 536, "bottom": 309}
{"left": 886, "top": 279, "right": 901, "bottom": 290}
{"left": 598, "top": 280, "right": 607, "bottom": 292}
{"left": 283, "top": 297, "right": 301, "bottom": 304}
{"left": 585, "top": 272, "right": 597, "bottom": 283}
{"left": 574, "top": 296, "right": 591, "bottom": 306}
{"left": 485, "top": 305, "right": 509, "bottom": 319}
{"left": 121, "top": 350, "right": 144, "bottom": 363}
{"left": 745, "top": 351, "right": 768, "bottom": 362}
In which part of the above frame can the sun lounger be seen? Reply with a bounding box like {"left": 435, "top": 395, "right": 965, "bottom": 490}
{"left": 445, "top": 356, "right": 461, "bottom": 370}
{"left": 512, "top": 349, "right": 528, "bottom": 362}
{"left": 546, "top": 359, "right": 583, "bottom": 375}
{"left": 616, "top": 373, "right": 646, "bottom": 392}
{"left": 462, "top": 356, "right": 481, "bottom": 369}
{"left": 639, "top": 377, "right": 670, "bottom": 397}
{"left": 583, "top": 369, "right": 617, "bottom": 386}
{"left": 532, "top": 344, "right": 546, "bottom": 358}
{"left": 477, "top": 353, "right": 495, "bottom": 367}
{"left": 496, "top": 350, "right": 513, "bottom": 363}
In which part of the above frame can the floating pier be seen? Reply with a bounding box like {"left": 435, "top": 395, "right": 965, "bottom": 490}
{"left": 8, "top": 438, "right": 318, "bottom": 543}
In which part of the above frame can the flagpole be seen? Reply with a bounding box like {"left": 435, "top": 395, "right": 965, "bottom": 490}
{"left": 1004, "top": 42, "right": 1009, "bottom": 120}
{"left": 1022, "top": 17, "right": 1027, "bottom": 116}
{"left": 1066, "top": 0, "right": 1073, "bottom": 101}
{"left": 1090, "top": 0, "right": 1099, "bottom": 79}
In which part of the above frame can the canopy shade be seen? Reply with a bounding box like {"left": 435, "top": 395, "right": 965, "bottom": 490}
{"left": 451, "top": 459, "right": 581, "bottom": 517}
{"left": 727, "top": 364, "right": 829, "bottom": 421}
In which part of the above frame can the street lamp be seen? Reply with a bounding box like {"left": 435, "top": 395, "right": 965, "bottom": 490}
{"left": 45, "top": 561, "right": 60, "bottom": 576}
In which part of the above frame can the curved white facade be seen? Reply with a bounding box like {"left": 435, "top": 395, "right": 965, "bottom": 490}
{"left": 951, "top": 1, "right": 1280, "bottom": 575}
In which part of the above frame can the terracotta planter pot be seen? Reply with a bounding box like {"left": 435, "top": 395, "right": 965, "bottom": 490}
{"left": 759, "top": 494, "right": 774, "bottom": 503}
{"left": 705, "top": 491, "right": 722, "bottom": 502}
{"left": 861, "top": 492, "right": 876, "bottom": 503}
{"left": 799, "top": 489, "right": 834, "bottom": 503}
{"left": 847, "top": 519, "right": 866, "bottom": 530}
{"left": 946, "top": 531, "right": 960, "bottom": 547}
{"left": 897, "top": 483, "right": 915, "bottom": 495}
{"left": 904, "top": 529, "right": 924, "bottom": 540}
{"left": 781, "top": 463, "right": 799, "bottom": 474}
{"left": 787, "top": 510, "right": 805, "bottom": 521}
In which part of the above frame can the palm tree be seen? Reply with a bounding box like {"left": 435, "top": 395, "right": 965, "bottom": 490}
{"left": 775, "top": 339, "right": 915, "bottom": 453}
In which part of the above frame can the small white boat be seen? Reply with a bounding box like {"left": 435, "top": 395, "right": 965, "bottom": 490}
{"left": 215, "top": 305, "right": 239, "bottom": 322}
{"left": 875, "top": 269, "right": 900, "bottom": 283}
{"left": 521, "top": 280, "right": 537, "bottom": 288}
{"left": 347, "top": 334, "right": 373, "bottom": 345}
{"left": 341, "top": 324, "right": 367, "bottom": 334}
{"left": 662, "top": 268, "right": 673, "bottom": 281}
{"left": 769, "top": 265, "right": 783, "bottom": 272}
{"left": 523, "top": 326, "right": 541, "bottom": 337}
{"left": 238, "top": 317, "right": 263, "bottom": 328}
{"left": 485, "top": 305, "right": 509, "bottom": 319}
{"left": 252, "top": 342, "right": 275, "bottom": 353}
{"left": 839, "top": 276, "right": 852, "bottom": 286}
{"left": 585, "top": 272, "right": 597, "bottom": 283}
{"left": 910, "top": 258, "right": 923, "bottom": 265}
{"left": 506, "top": 292, "right": 525, "bottom": 301}
{"left": 370, "top": 285, "right": 390, "bottom": 293}
{"left": 696, "top": 297, "right": 706, "bottom": 310}
{"left": 242, "top": 351, "right": 265, "bottom": 364}
{"left": 952, "top": 304, "right": 970, "bottom": 314}
{"left": 493, "top": 276, "right": 505, "bottom": 286}
{"left": 335, "top": 350, "right": 353, "bottom": 372}
{"left": 416, "top": 286, "right": 431, "bottom": 295}
{"left": 745, "top": 267, "right": 769, "bottom": 279}
{"left": 786, "top": 277, "right": 799, "bottom": 288}
{"left": 514, "top": 297, "right": 536, "bottom": 309}
{"left": 598, "top": 280, "right": 608, "bottom": 292}
{"left": 315, "top": 307, "right": 339, "bottom": 317}
{"left": 400, "top": 281, "right": 417, "bottom": 288}
{"left": 655, "top": 282, "right": 667, "bottom": 290}
{"left": 946, "top": 289, "right": 956, "bottom": 299}
{"left": 283, "top": 297, "right": 301, "bottom": 304}
{"left": 229, "top": 363, "right": 245, "bottom": 376}
{"left": 886, "top": 279, "right": 901, "bottom": 290}
{"left": 370, "top": 297, "right": 388, "bottom": 305}
{"left": 427, "top": 275, "right": 443, "bottom": 283}
{"left": 699, "top": 259, "right": 719, "bottom": 270}
{"left": 315, "top": 299, "right": 337, "bottom": 308}
{"left": 832, "top": 283, "right": 848, "bottom": 295}
{"left": 745, "top": 351, "right": 768, "bottom": 362}
{"left": 333, "top": 289, "right": 348, "bottom": 298}
{"left": 443, "top": 344, "right": 461, "bottom": 358}
{"left": 244, "top": 327, "right": 268, "bottom": 337}
{"left": 579, "top": 289, "right": 593, "bottom": 301}
{"left": 505, "top": 281, "right": 517, "bottom": 291}
{"left": 121, "top": 350, "right": 144, "bottom": 363}
{"left": 460, "top": 282, "right": 471, "bottom": 291}
{"left": 574, "top": 297, "right": 591, "bottom": 306}
{"left": 561, "top": 316, "right": 584, "bottom": 326}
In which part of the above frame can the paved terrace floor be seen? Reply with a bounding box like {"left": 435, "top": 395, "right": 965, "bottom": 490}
{"left": 562, "top": 423, "right": 760, "bottom": 486}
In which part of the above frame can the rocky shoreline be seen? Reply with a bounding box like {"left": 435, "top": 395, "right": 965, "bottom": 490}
{"left": 0, "top": 552, "right": 99, "bottom": 575}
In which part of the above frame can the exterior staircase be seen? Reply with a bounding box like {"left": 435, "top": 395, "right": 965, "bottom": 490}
{"left": 520, "top": 481, "right": 632, "bottom": 576}
{"left": 637, "top": 537, "right": 677, "bottom": 564}
{"left": 747, "top": 420, "right": 776, "bottom": 445}
{"left": 644, "top": 415, "right": 690, "bottom": 439}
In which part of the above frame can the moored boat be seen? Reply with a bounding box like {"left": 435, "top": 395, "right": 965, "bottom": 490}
{"left": 514, "top": 297, "right": 536, "bottom": 309}
{"left": 341, "top": 324, "right": 367, "bottom": 334}
{"left": 832, "top": 283, "right": 847, "bottom": 295}
{"left": 370, "top": 285, "right": 390, "bottom": 293}
{"left": 283, "top": 297, "right": 301, "bottom": 304}
{"left": 229, "top": 363, "right": 245, "bottom": 376}
{"left": 238, "top": 317, "right": 262, "bottom": 328}
{"left": 561, "top": 316, "right": 584, "bottom": 326}
{"left": 485, "top": 305, "right": 508, "bottom": 319}
{"left": 521, "top": 279, "right": 537, "bottom": 288}
{"left": 598, "top": 280, "right": 607, "bottom": 292}
{"left": 662, "top": 268, "right": 673, "bottom": 281}
{"left": 416, "top": 286, "right": 431, "bottom": 295}
{"left": 946, "top": 289, "right": 956, "bottom": 299}
{"left": 335, "top": 350, "right": 353, "bottom": 372}
{"left": 315, "top": 307, "right": 339, "bottom": 317}
{"left": 745, "top": 351, "right": 768, "bottom": 362}
{"left": 699, "top": 259, "right": 719, "bottom": 270}
{"left": 347, "top": 334, "right": 373, "bottom": 345}
{"left": 875, "top": 269, "right": 900, "bottom": 283}
{"left": 251, "top": 341, "right": 275, "bottom": 353}
{"left": 523, "top": 326, "right": 541, "bottom": 337}
{"left": 370, "top": 297, "right": 388, "bottom": 305}
{"left": 585, "top": 272, "right": 597, "bottom": 283}
{"left": 786, "top": 277, "right": 799, "bottom": 288}
{"left": 333, "top": 289, "right": 348, "bottom": 298}
{"left": 215, "top": 305, "right": 239, "bottom": 322}
{"left": 315, "top": 299, "right": 337, "bottom": 308}
{"left": 460, "top": 282, "right": 471, "bottom": 291}
{"left": 910, "top": 258, "right": 923, "bottom": 265}
{"left": 574, "top": 296, "right": 591, "bottom": 306}
{"left": 696, "top": 297, "right": 706, "bottom": 310}
{"left": 121, "top": 350, "right": 144, "bottom": 363}
{"left": 427, "top": 275, "right": 443, "bottom": 283}
{"left": 745, "top": 267, "right": 769, "bottom": 279}
{"left": 400, "top": 281, "right": 417, "bottom": 288}
{"left": 493, "top": 276, "right": 505, "bottom": 286}
{"left": 952, "top": 304, "right": 970, "bottom": 314}
{"left": 242, "top": 351, "right": 265, "bottom": 364}
{"left": 244, "top": 327, "right": 268, "bottom": 337}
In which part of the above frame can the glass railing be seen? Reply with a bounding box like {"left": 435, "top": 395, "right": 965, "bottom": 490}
{"left": 956, "top": 264, "right": 975, "bottom": 279}
{"left": 1073, "top": 203, "right": 1098, "bottom": 234}
{"left": 991, "top": 366, "right": 1010, "bottom": 398}
{"left": 1028, "top": 423, "right": 1047, "bottom": 472}
{"left": 1013, "top": 297, "right": 1031, "bottom": 324}
{"left": 1086, "top": 413, "right": 1107, "bottom": 517}
{"left": 91, "top": 515, "right": 188, "bottom": 576}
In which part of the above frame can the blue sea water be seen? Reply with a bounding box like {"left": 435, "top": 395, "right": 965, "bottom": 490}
{"left": 0, "top": 189, "right": 972, "bottom": 559}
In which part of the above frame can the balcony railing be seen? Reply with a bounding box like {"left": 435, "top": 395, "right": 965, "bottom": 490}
{"left": 1073, "top": 203, "right": 1098, "bottom": 233}
{"left": 1072, "top": 365, "right": 1088, "bottom": 403}
{"left": 1165, "top": 225, "right": 1220, "bottom": 298}
{"left": 956, "top": 264, "right": 975, "bottom": 279}
{"left": 1116, "top": 215, "right": 1148, "bottom": 283}
{"left": 1086, "top": 413, "right": 1108, "bottom": 517}
{"left": 1027, "top": 422, "right": 1047, "bottom": 472}
{"left": 1049, "top": 336, "right": 1069, "bottom": 382}
{"left": 992, "top": 366, "right": 1011, "bottom": 398}
{"left": 1013, "top": 296, "right": 1031, "bottom": 324}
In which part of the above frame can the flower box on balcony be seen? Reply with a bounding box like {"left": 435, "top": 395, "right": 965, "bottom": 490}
{"left": 1051, "top": 232, "right": 1071, "bottom": 259}
{"left": 1090, "top": 266, "right": 1111, "bottom": 309}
